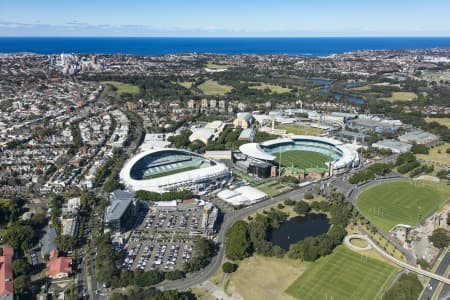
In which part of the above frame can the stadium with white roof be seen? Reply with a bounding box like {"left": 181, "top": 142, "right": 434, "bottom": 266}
{"left": 120, "top": 149, "right": 231, "bottom": 193}
{"left": 237, "top": 135, "right": 359, "bottom": 177}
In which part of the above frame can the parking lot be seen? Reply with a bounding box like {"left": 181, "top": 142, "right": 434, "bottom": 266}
{"left": 122, "top": 208, "right": 206, "bottom": 272}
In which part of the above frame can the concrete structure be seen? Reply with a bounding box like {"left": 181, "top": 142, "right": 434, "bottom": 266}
{"left": 0, "top": 245, "right": 13, "bottom": 300}
{"left": 105, "top": 190, "right": 136, "bottom": 232}
{"left": 189, "top": 121, "right": 225, "bottom": 145}
{"left": 217, "top": 186, "right": 268, "bottom": 206}
{"left": 399, "top": 130, "right": 440, "bottom": 146}
{"left": 120, "top": 149, "right": 231, "bottom": 193}
{"left": 238, "top": 128, "right": 255, "bottom": 141}
{"left": 189, "top": 128, "right": 215, "bottom": 145}
{"left": 238, "top": 135, "right": 359, "bottom": 176}
{"left": 372, "top": 139, "right": 412, "bottom": 154}
{"left": 204, "top": 150, "right": 232, "bottom": 160}
{"left": 233, "top": 112, "right": 254, "bottom": 129}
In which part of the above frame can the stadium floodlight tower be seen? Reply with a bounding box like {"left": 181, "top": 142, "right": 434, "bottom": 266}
{"left": 278, "top": 146, "right": 282, "bottom": 177}
{"left": 328, "top": 145, "right": 333, "bottom": 177}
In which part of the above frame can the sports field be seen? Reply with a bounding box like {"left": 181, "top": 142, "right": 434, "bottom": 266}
{"left": 417, "top": 142, "right": 450, "bottom": 166}
{"left": 286, "top": 246, "right": 397, "bottom": 300}
{"left": 276, "top": 124, "right": 324, "bottom": 136}
{"left": 357, "top": 181, "right": 450, "bottom": 232}
{"left": 425, "top": 117, "right": 450, "bottom": 128}
{"left": 206, "top": 62, "right": 230, "bottom": 69}
{"left": 380, "top": 91, "right": 417, "bottom": 102}
{"left": 102, "top": 81, "right": 139, "bottom": 94}
{"left": 229, "top": 255, "right": 308, "bottom": 300}
{"left": 198, "top": 80, "right": 233, "bottom": 95}
{"left": 421, "top": 69, "right": 450, "bottom": 82}
{"left": 275, "top": 150, "right": 330, "bottom": 170}
{"left": 249, "top": 82, "right": 292, "bottom": 93}
{"left": 177, "top": 81, "right": 193, "bottom": 89}
{"left": 143, "top": 166, "right": 198, "bottom": 179}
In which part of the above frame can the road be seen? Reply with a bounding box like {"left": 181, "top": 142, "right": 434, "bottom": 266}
{"left": 420, "top": 249, "right": 450, "bottom": 300}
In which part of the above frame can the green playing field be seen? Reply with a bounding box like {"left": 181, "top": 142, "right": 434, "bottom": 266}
{"left": 274, "top": 150, "right": 330, "bottom": 170}
{"left": 357, "top": 181, "right": 450, "bottom": 232}
{"left": 286, "top": 246, "right": 398, "bottom": 300}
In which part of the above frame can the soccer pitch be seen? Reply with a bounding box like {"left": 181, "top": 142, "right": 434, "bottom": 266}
{"left": 274, "top": 150, "right": 330, "bottom": 170}
{"left": 286, "top": 246, "right": 397, "bottom": 300}
{"left": 357, "top": 181, "right": 450, "bottom": 232}
{"left": 197, "top": 80, "right": 233, "bottom": 95}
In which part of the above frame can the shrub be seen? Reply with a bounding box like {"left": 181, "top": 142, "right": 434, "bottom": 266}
{"left": 304, "top": 192, "right": 314, "bottom": 200}
{"left": 222, "top": 262, "right": 238, "bottom": 273}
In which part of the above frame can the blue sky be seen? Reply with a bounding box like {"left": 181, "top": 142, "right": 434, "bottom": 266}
{"left": 1, "top": 0, "right": 450, "bottom": 36}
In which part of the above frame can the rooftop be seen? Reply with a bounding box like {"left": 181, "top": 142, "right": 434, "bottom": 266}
{"left": 105, "top": 198, "right": 132, "bottom": 223}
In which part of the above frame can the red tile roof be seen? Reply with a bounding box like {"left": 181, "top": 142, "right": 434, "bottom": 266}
{"left": 0, "top": 245, "right": 14, "bottom": 297}
{"left": 47, "top": 257, "right": 72, "bottom": 278}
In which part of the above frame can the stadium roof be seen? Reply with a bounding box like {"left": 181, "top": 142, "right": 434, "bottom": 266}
{"left": 120, "top": 148, "right": 230, "bottom": 193}
{"left": 239, "top": 135, "right": 359, "bottom": 170}
{"left": 239, "top": 143, "right": 275, "bottom": 161}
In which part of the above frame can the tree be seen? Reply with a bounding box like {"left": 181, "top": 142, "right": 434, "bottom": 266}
{"left": 367, "top": 163, "right": 392, "bottom": 176}
{"left": 429, "top": 228, "right": 450, "bottom": 249}
{"left": 3, "top": 223, "right": 34, "bottom": 253}
{"left": 383, "top": 273, "right": 422, "bottom": 300}
{"left": 294, "top": 201, "right": 310, "bottom": 215}
{"left": 165, "top": 270, "right": 185, "bottom": 280}
{"left": 12, "top": 259, "right": 32, "bottom": 277}
{"left": 304, "top": 192, "right": 314, "bottom": 200}
{"left": 222, "top": 262, "right": 238, "bottom": 273}
{"left": 14, "top": 274, "right": 31, "bottom": 297}
{"left": 225, "top": 221, "right": 252, "bottom": 261}
{"left": 411, "top": 144, "right": 429, "bottom": 154}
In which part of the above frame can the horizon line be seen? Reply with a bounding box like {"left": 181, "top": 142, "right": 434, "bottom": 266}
{"left": 2, "top": 35, "right": 450, "bottom": 38}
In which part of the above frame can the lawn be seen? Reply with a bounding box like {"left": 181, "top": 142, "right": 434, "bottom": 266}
{"left": 197, "top": 80, "right": 233, "bottom": 95}
{"left": 275, "top": 150, "right": 330, "bottom": 170}
{"left": 101, "top": 81, "right": 139, "bottom": 94}
{"left": 256, "top": 180, "right": 291, "bottom": 196}
{"left": 286, "top": 246, "right": 398, "bottom": 300}
{"left": 425, "top": 117, "right": 450, "bottom": 128}
{"left": 249, "top": 82, "right": 292, "bottom": 93}
{"left": 380, "top": 91, "right": 417, "bottom": 102}
{"left": 421, "top": 69, "right": 450, "bottom": 81}
{"left": 205, "top": 62, "right": 230, "bottom": 69}
{"left": 277, "top": 123, "right": 325, "bottom": 136}
{"left": 229, "top": 255, "right": 308, "bottom": 300}
{"left": 357, "top": 181, "right": 450, "bottom": 232}
{"left": 177, "top": 81, "right": 193, "bottom": 89}
{"left": 417, "top": 142, "right": 450, "bottom": 166}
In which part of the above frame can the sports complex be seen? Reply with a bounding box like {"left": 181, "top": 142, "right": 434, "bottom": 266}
{"left": 237, "top": 136, "right": 360, "bottom": 178}
{"left": 120, "top": 148, "right": 231, "bottom": 193}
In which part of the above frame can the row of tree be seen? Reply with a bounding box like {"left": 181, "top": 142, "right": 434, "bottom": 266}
{"left": 348, "top": 163, "right": 392, "bottom": 184}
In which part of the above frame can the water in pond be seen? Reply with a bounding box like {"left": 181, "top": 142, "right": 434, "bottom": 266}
{"left": 310, "top": 79, "right": 333, "bottom": 85}
{"left": 319, "top": 87, "right": 365, "bottom": 104}
{"left": 269, "top": 213, "right": 330, "bottom": 250}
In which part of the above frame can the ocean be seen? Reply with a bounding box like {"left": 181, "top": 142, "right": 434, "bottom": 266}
{"left": 1, "top": 37, "right": 450, "bottom": 56}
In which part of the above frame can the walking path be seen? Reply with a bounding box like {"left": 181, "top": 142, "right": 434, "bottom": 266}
{"left": 344, "top": 234, "right": 450, "bottom": 285}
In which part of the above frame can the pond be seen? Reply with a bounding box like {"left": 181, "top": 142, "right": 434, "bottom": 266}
{"left": 269, "top": 213, "right": 330, "bottom": 251}
{"left": 319, "top": 86, "right": 365, "bottom": 104}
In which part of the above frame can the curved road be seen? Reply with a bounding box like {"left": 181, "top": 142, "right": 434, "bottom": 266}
{"left": 344, "top": 235, "right": 450, "bottom": 285}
